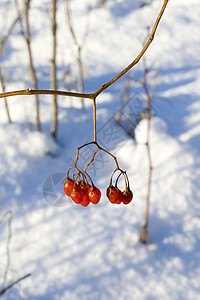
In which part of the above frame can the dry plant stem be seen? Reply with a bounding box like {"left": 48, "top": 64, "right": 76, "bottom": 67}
{"left": 77, "top": 46, "right": 84, "bottom": 108}
{"left": 70, "top": 141, "right": 121, "bottom": 178}
{"left": 51, "top": 0, "right": 58, "bottom": 139}
{"left": 0, "top": 13, "right": 21, "bottom": 123}
{"left": 93, "top": 0, "right": 169, "bottom": 98}
{"left": 115, "top": 69, "right": 135, "bottom": 122}
{"left": 112, "top": 170, "right": 128, "bottom": 191}
{"left": 83, "top": 147, "right": 99, "bottom": 173}
{"left": 140, "top": 61, "right": 153, "bottom": 244}
{"left": 0, "top": 69, "right": 11, "bottom": 122}
{"left": 24, "top": 0, "right": 40, "bottom": 131}
{"left": 0, "top": 273, "right": 31, "bottom": 296}
{"left": 92, "top": 97, "right": 97, "bottom": 142}
{"left": 0, "top": 88, "right": 93, "bottom": 99}
{"left": 66, "top": 0, "right": 89, "bottom": 108}
{"left": 0, "top": 0, "right": 169, "bottom": 102}
{"left": 0, "top": 211, "right": 12, "bottom": 292}
{"left": 0, "top": 13, "right": 22, "bottom": 48}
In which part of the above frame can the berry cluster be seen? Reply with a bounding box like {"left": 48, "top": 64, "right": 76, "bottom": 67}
{"left": 63, "top": 177, "right": 101, "bottom": 207}
{"left": 63, "top": 170, "right": 133, "bottom": 207}
{"left": 106, "top": 170, "right": 133, "bottom": 205}
{"left": 106, "top": 185, "right": 133, "bottom": 205}
{"left": 63, "top": 141, "right": 133, "bottom": 207}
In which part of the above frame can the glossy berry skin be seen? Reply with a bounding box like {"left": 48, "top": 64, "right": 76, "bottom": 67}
{"left": 122, "top": 189, "right": 133, "bottom": 205}
{"left": 63, "top": 178, "right": 76, "bottom": 196}
{"left": 116, "top": 189, "right": 123, "bottom": 204}
{"left": 88, "top": 186, "right": 101, "bottom": 204}
{"left": 80, "top": 194, "right": 90, "bottom": 207}
{"left": 77, "top": 181, "right": 90, "bottom": 195}
{"left": 71, "top": 189, "right": 84, "bottom": 204}
{"left": 106, "top": 186, "right": 119, "bottom": 204}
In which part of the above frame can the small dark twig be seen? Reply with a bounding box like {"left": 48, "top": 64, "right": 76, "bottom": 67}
{"left": 0, "top": 211, "right": 12, "bottom": 292}
{"left": 0, "top": 274, "right": 31, "bottom": 296}
{"left": 66, "top": 0, "right": 90, "bottom": 108}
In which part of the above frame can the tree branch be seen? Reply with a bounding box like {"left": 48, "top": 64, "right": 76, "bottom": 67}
{"left": 0, "top": 274, "right": 31, "bottom": 296}
{"left": 0, "top": 88, "right": 93, "bottom": 99}
{"left": 0, "top": 0, "right": 169, "bottom": 101}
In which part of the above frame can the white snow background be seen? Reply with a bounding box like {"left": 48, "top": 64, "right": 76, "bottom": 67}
{"left": 0, "top": 0, "right": 200, "bottom": 299}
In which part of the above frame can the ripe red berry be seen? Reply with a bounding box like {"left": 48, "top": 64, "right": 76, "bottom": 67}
{"left": 63, "top": 178, "right": 76, "bottom": 196}
{"left": 77, "top": 181, "right": 90, "bottom": 195}
{"left": 116, "top": 189, "right": 123, "bottom": 204}
{"left": 106, "top": 186, "right": 119, "bottom": 204}
{"left": 80, "top": 194, "right": 90, "bottom": 207}
{"left": 122, "top": 189, "right": 133, "bottom": 205}
{"left": 71, "top": 188, "right": 84, "bottom": 204}
{"left": 88, "top": 186, "right": 101, "bottom": 204}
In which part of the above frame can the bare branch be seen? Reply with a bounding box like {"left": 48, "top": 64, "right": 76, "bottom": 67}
{"left": 139, "top": 58, "right": 154, "bottom": 244}
{"left": 66, "top": 0, "right": 91, "bottom": 108}
{"left": 0, "top": 15, "right": 22, "bottom": 53}
{"left": 93, "top": 0, "right": 169, "bottom": 97}
{"left": 0, "top": 88, "right": 93, "bottom": 99}
{"left": 0, "top": 211, "right": 12, "bottom": 292}
{"left": 0, "top": 0, "right": 169, "bottom": 101}
{"left": 51, "top": 0, "right": 58, "bottom": 139}
{"left": 24, "top": 0, "right": 41, "bottom": 131}
{"left": 0, "top": 11, "right": 22, "bottom": 123}
{"left": 0, "top": 274, "right": 31, "bottom": 296}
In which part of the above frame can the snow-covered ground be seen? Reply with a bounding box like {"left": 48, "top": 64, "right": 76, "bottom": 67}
{"left": 0, "top": 0, "right": 200, "bottom": 299}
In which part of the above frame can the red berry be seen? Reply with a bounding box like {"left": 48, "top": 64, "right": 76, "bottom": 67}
{"left": 77, "top": 181, "right": 90, "bottom": 195}
{"left": 71, "top": 188, "right": 84, "bottom": 204}
{"left": 63, "top": 178, "right": 76, "bottom": 196}
{"left": 116, "top": 189, "right": 123, "bottom": 204}
{"left": 80, "top": 194, "right": 90, "bottom": 207}
{"left": 88, "top": 186, "right": 101, "bottom": 204}
{"left": 122, "top": 189, "right": 133, "bottom": 205}
{"left": 106, "top": 186, "right": 119, "bottom": 204}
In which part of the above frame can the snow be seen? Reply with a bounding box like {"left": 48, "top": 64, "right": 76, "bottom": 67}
{"left": 1, "top": 0, "right": 200, "bottom": 299}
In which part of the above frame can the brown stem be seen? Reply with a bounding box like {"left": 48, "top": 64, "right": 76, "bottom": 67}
{"left": 140, "top": 59, "right": 153, "bottom": 244}
{"left": 93, "top": 0, "right": 169, "bottom": 97}
{"left": 0, "top": 0, "right": 169, "bottom": 102}
{"left": 92, "top": 97, "right": 97, "bottom": 142}
{"left": 0, "top": 211, "right": 12, "bottom": 292}
{"left": 77, "top": 46, "right": 84, "bottom": 108}
{"left": 51, "top": 0, "right": 57, "bottom": 139}
{"left": 98, "top": 145, "right": 120, "bottom": 169}
{"left": 0, "top": 88, "right": 93, "bottom": 99}
{"left": 73, "top": 141, "right": 97, "bottom": 167}
{"left": 0, "top": 274, "right": 31, "bottom": 296}
{"left": 83, "top": 147, "right": 99, "bottom": 173}
{"left": 0, "top": 13, "right": 21, "bottom": 123}
{"left": 68, "top": 140, "right": 122, "bottom": 181}
{"left": 66, "top": 0, "right": 89, "bottom": 108}
{"left": 24, "top": 0, "right": 40, "bottom": 131}
{"left": 0, "top": 70, "right": 11, "bottom": 122}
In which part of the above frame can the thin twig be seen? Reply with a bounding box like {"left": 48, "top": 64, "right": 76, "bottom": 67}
{"left": 93, "top": 0, "right": 169, "bottom": 97}
{"left": 92, "top": 97, "right": 97, "bottom": 142}
{"left": 0, "top": 0, "right": 169, "bottom": 101}
{"left": 140, "top": 58, "right": 154, "bottom": 244}
{"left": 24, "top": 0, "right": 41, "bottom": 131}
{"left": 0, "top": 88, "right": 93, "bottom": 99}
{"left": 69, "top": 141, "right": 121, "bottom": 181}
{"left": 0, "top": 14, "right": 22, "bottom": 54}
{"left": 0, "top": 12, "right": 21, "bottom": 123}
{"left": 0, "top": 274, "right": 31, "bottom": 296}
{"left": 51, "top": 0, "right": 58, "bottom": 139}
{"left": 66, "top": 0, "right": 90, "bottom": 108}
{"left": 0, "top": 211, "right": 12, "bottom": 292}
